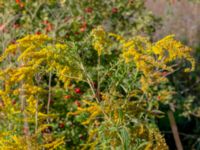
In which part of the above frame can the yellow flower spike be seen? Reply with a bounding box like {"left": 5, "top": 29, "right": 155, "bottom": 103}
{"left": 120, "top": 33, "right": 195, "bottom": 94}
{"left": 144, "top": 142, "right": 152, "bottom": 150}
{"left": 109, "top": 32, "right": 125, "bottom": 43}
{"left": 43, "top": 136, "right": 65, "bottom": 150}
{"left": 91, "top": 26, "right": 110, "bottom": 56}
{"left": 0, "top": 33, "right": 77, "bottom": 150}
{"left": 16, "top": 34, "right": 52, "bottom": 44}
{"left": 55, "top": 43, "right": 67, "bottom": 49}
{"left": 139, "top": 124, "right": 144, "bottom": 135}
{"left": 68, "top": 100, "right": 102, "bottom": 125}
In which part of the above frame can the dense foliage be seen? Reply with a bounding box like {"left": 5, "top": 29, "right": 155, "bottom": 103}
{"left": 0, "top": 0, "right": 199, "bottom": 150}
{"left": 0, "top": 27, "right": 195, "bottom": 149}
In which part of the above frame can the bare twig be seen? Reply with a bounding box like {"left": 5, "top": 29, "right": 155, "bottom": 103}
{"left": 20, "top": 85, "right": 32, "bottom": 150}
{"left": 47, "top": 72, "right": 52, "bottom": 123}
{"left": 32, "top": 2, "right": 44, "bottom": 20}
{"left": 97, "top": 55, "right": 101, "bottom": 101}
{"left": 168, "top": 111, "right": 183, "bottom": 150}
{"left": 162, "top": 130, "right": 199, "bottom": 139}
{"left": 64, "top": 74, "right": 87, "bottom": 82}
{"left": 35, "top": 98, "right": 38, "bottom": 133}
{"left": 79, "top": 62, "right": 111, "bottom": 121}
{"left": 180, "top": 79, "right": 200, "bottom": 94}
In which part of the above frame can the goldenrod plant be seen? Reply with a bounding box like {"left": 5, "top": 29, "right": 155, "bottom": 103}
{"left": 68, "top": 27, "right": 194, "bottom": 149}
{"left": 0, "top": 26, "right": 195, "bottom": 149}
{"left": 0, "top": 1, "right": 162, "bottom": 149}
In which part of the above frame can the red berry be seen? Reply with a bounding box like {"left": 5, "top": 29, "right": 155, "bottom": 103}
{"left": 74, "top": 100, "right": 81, "bottom": 107}
{"left": 80, "top": 22, "right": 87, "bottom": 32}
{"left": 16, "top": 0, "right": 20, "bottom": 4}
{"left": 92, "top": 82, "right": 97, "bottom": 88}
{"left": 64, "top": 95, "right": 71, "bottom": 99}
{"left": 50, "top": 99, "right": 54, "bottom": 104}
{"left": 11, "top": 40, "right": 16, "bottom": 44}
{"left": 75, "top": 31, "right": 80, "bottom": 35}
{"left": 74, "top": 88, "right": 81, "bottom": 94}
{"left": 59, "top": 123, "right": 65, "bottom": 128}
{"left": 12, "top": 100, "right": 16, "bottom": 105}
{"left": 79, "top": 134, "right": 84, "bottom": 140}
{"left": 35, "top": 31, "right": 41, "bottom": 35}
{"left": 112, "top": 7, "right": 118, "bottom": 13}
{"left": 80, "top": 27, "right": 86, "bottom": 32}
{"left": 19, "top": 2, "right": 24, "bottom": 8}
{"left": 85, "top": 7, "right": 93, "bottom": 13}
{"left": 45, "top": 24, "right": 53, "bottom": 33}
{"left": 157, "top": 96, "right": 161, "bottom": 100}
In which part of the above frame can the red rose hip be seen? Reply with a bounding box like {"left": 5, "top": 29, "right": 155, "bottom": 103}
{"left": 74, "top": 88, "right": 81, "bottom": 94}
{"left": 74, "top": 100, "right": 81, "bottom": 107}
{"left": 59, "top": 123, "right": 65, "bottom": 128}
{"left": 112, "top": 7, "right": 118, "bottom": 13}
{"left": 64, "top": 95, "right": 71, "bottom": 99}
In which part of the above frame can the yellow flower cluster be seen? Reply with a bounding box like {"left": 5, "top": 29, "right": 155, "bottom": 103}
{"left": 146, "top": 127, "right": 168, "bottom": 150}
{"left": 0, "top": 133, "right": 64, "bottom": 150}
{"left": 113, "top": 34, "right": 195, "bottom": 93}
{"left": 91, "top": 26, "right": 110, "bottom": 56}
{"left": 69, "top": 29, "right": 195, "bottom": 149}
{"left": 0, "top": 34, "right": 68, "bottom": 149}
{"left": 108, "top": 33, "right": 195, "bottom": 94}
{"left": 68, "top": 100, "right": 102, "bottom": 125}
{"left": 152, "top": 35, "right": 195, "bottom": 72}
{"left": 0, "top": 28, "right": 195, "bottom": 150}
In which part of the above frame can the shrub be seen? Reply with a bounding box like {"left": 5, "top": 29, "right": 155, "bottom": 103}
{"left": 0, "top": 27, "right": 195, "bottom": 149}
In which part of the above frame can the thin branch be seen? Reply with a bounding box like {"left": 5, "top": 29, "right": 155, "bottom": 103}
{"left": 34, "top": 74, "right": 42, "bottom": 133}
{"left": 79, "top": 62, "right": 111, "bottom": 121}
{"left": 20, "top": 85, "right": 32, "bottom": 150}
{"left": 162, "top": 130, "right": 199, "bottom": 139}
{"left": 64, "top": 74, "right": 87, "bottom": 83}
{"left": 32, "top": 2, "right": 44, "bottom": 20}
{"left": 99, "top": 60, "right": 122, "bottom": 84}
{"left": 35, "top": 98, "right": 38, "bottom": 133}
{"left": 97, "top": 55, "right": 101, "bottom": 101}
{"left": 47, "top": 72, "right": 52, "bottom": 123}
{"left": 180, "top": 79, "right": 200, "bottom": 94}
{"left": 168, "top": 111, "right": 183, "bottom": 150}
{"left": 80, "top": 63, "right": 99, "bottom": 102}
